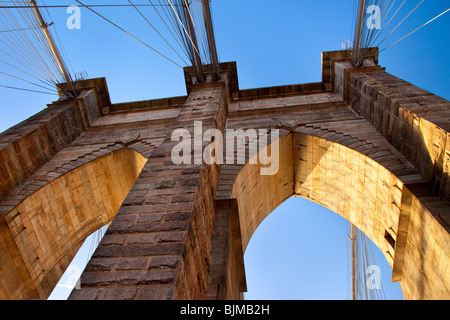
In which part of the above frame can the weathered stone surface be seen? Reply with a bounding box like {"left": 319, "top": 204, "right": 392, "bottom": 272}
{"left": 0, "top": 53, "right": 448, "bottom": 300}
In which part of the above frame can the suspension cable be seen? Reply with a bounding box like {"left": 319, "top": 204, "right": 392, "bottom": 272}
{"left": 375, "top": 0, "right": 425, "bottom": 48}
{"left": 380, "top": 7, "right": 450, "bottom": 52}
{"left": 73, "top": 0, "right": 183, "bottom": 68}
{"left": 127, "top": 0, "right": 189, "bottom": 65}
{"left": 0, "top": 83, "right": 57, "bottom": 95}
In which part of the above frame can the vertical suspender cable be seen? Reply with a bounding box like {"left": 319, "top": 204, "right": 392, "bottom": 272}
{"left": 352, "top": 0, "right": 366, "bottom": 67}
{"left": 29, "top": 0, "right": 76, "bottom": 96}
{"left": 201, "top": 0, "right": 219, "bottom": 80}
{"left": 181, "top": 0, "right": 203, "bottom": 79}
{"left": 350, "top": 223, "right": 356, "bottom": 300}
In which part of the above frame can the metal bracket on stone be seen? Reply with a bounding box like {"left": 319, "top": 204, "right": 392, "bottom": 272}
{"left": 119, "top": 132, "right": 140, "bottom": 146}
{"left": 278, "top": 120, "right": 301, "bottom": 132}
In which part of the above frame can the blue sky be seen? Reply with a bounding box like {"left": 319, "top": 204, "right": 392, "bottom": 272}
{"left": 244, "top": 197, "right": 404, "bottom": 300}
{"left": 1, "top": 0, "right": 449, "bottom": 300}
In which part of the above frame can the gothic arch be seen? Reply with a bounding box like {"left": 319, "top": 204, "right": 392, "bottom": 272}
{"left": 0, "top": 147, "right": 147, "bottom": 299}
{"left": 230, "top": 133, "right": 449, "bottom": 299}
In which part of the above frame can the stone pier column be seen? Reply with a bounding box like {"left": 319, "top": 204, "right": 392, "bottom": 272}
{"left": 325, "top": 49, "right": 450, "bottom": 299}
{"left": 69, "top": 82, "right": 227, "bottom": 300}
{"left": 205, "top": 199, "right": 246, "bottom": 300}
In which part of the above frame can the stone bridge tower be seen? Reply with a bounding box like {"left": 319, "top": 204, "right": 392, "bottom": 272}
{"left": 0, "top": 48, "right": 448, "bottom": 300}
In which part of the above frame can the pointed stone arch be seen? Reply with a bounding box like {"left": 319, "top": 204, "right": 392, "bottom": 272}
{"left": 216, "top": 132, "right": 449, "bottom": 300}
{"left": 0, "top": 147, "right": 147, "bottom": 299}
